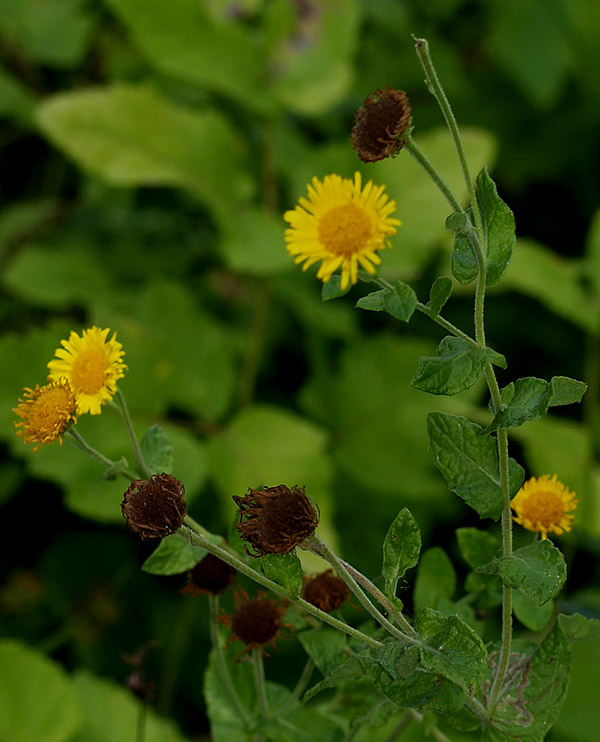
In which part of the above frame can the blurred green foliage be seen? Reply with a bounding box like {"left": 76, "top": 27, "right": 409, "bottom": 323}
{"left": 1, "top": 0, "right": 600, "bottom": 739}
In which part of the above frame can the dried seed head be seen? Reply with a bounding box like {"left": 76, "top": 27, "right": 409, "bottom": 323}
{"left": 351, "top": 87, "right": 412, "bottom": 162}
{"left": 218, "top": 589, "right": 288, "bottom": 651}
{"left": 181, "top": 553, "right": 236, "bottom": 596}
{"left": 302, "top": 570, "right": 350, "bottom": 613}
{"left": 233, "top": 484, "right": 319, "bottom": 556}
{"left": 121, "top": 473, "right": 186, "bottom": 541}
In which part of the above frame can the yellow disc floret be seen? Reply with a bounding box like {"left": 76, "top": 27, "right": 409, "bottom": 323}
{"left": 511, "top": 474, "right": 578, "bottom": 540}
{"left": 284, "top": 172, "right": 401, "bottom": 290}
{"left": 47, "top": 326, "right": 127, "bottom": 415}
{"left": 14, "top": 379, "right": 77, "bottom": 451}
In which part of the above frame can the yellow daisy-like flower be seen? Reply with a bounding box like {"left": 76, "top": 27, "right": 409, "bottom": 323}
{"left": 14, "top": 379, "right": 77, "bottom": 451}
{"left": 47, "top": 326, "right": 127, "bottom": 415}
{"left": 511, "top": 474, "right": 578, "bottom": 540}
{"left": 284, "top": 172, "right": 401, "bottom": 290}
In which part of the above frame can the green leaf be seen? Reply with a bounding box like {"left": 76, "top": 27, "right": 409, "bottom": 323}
{"left": 261, "top": 553, "right": 304, "bottom": 598}
{"left": 476, "top": 167, "right": 516, "bottom": 286}
{"left": 488, "top": 377, "right": 552, "bottom": 431}
{"left": 358, "top": 640, "right": 464, "bottom": 713}
{"left": 0, "top": 639, "right": 82, "bottom": 742}
{"left": 203, "top": 649, "right": 255, "bottom": 742}
{"left": 557, "top": 613, "right": 600, "bottom": 644}
{"left": 414, "top": 547, "right": 456, "bottom": 613}
{"left": 478, "top": 539, "right": 567, "bottom": 606}
{"left": 36, "top": 84, "right": 253, "bottom": 209}
{"left": 451, "top": 231, "right": 478, "bottom": 285}
{"left": 456, "top": 527, "right": 500, "bottom": 569}
{"left": 263, "top": 685, "right": 345, "bottom": 742}
{"left": 297, "top": 629, "right": 347, "bottom": 677}
{"left": 417, "top": 609, "right": 488, "bottom": 690}
{"left": 322, "top": 274, "right": 351, "bottom": 301}
{"left": 411, "top": 337, "right": 500, "bottom": 396}
{"left": 428, "top": 412, "right": 525, "bottom": 519}
{"left": 140, "top": 425, "right": 174, "bottom": 475}
{"left": 513, "top": 591, "right": 554, "bottom": 632}
{"left": 382, "top": 508, "right": 421, "bottom": 600}
{"left": 426, "top": 277, "right": 453, "bottom": 319}
{"left": 446, "top": 211, "right": 471, "bottom": 232}
{"left": 142, "top": 532, "right": 223, "bottom": 576}
{"left": 548, "top": 376, "right": 587, "bottom": 407}
{"left": 71, "top": 670, "right": 186, "bottom": 742}
{"left": 484, "top": 624, "right": 571, "bottom": 742}
{"left": 355, "top": 282, "right": 417, "bottom": 322}
{"left": 303, "top": 657, "right": 362, "bottom": 702}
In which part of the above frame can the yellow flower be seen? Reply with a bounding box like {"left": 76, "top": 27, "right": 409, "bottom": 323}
{"left": 284, "top": 172, "right": 401, "bottom": 290}
{"left": 47, "top": 326, "right": 127, "bottom": 415}
{"left": 511, "top": 474, "right": 578, "bottom": 540}
{"left": 14, "top": 379, "right": 77, "bottom": 451}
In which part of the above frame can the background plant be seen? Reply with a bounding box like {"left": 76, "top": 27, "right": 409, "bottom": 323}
{"left": 1, "top": 1, "right": 600, "bottom": 741}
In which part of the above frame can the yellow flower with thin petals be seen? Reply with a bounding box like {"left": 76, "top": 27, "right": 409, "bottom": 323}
{"left": 284, "top": 172, "right": 401, "bottom": 290}
{"left": 511, "top": 474, "right": 577, "bottom": 540}
{"left": 47, "top": 326, "right": 127, "bottom": 415}
{"left": 14, "top": 379, "right": 77, "bottom": 451}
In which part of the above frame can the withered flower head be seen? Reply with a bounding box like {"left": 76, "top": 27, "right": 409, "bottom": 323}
{"left": 233, "top": 484, "right": 319, "bottom": 556}
{"left": 219, "top": 588, "right": 288, "bottom": 652}
{"left": 302, "top": 569, "right": 350, "bottom": 613}
{"left": 351, "top": 87, "right": 412, "bottom": 162}
{"left": 181, "top": 553, "right": 236, "bottom": 596}
{"left": 121, "top": 473, "right": 186, "bottom": 541}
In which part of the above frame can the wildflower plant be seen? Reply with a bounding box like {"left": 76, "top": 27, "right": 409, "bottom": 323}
{"left": 11, "top": 37, "right": 600, "bottom": 742}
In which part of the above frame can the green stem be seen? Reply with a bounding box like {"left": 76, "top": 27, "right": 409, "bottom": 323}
{"left": 271, "top": 659, "right": 314, "bottom": 717}
{"left": 65, "top": 428, "right": 138, "bottom": 480}
{"left": 405, "top": 139, "right": 462, "bottom": 213}
{"left": 112, "top": 387, "right": 150, "bottom": 477}
{"left": 180, "top": 521, "right": 382, "bottom": 649}
{"left": 413, "top": 36, "right": 485, "bottom": 245}
{"left": 251, "top": 648, "right": 270, "bottom": 718}
{"left": 305, "top": 536, "right": 419, "bottom": 647}
{"left": 208, "top": 595, "right": 250, "bottom": 726}
{"left": 338, "top": 558, "right": 419, "bottom": 640}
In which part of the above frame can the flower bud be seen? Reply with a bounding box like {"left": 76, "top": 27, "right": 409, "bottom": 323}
{"left": 181, "top": 553, "right": 236, "bottom": 596}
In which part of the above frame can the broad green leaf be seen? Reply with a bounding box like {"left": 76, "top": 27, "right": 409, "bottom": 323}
{"left": 484, "top": 625, "right": 571, "bottom": 741}
{"left": 0, "top": 639, "right": 82, "bottom": 742}
{"left": 451, "top": 231, "right": 478, "bottom": 285}
{"left": 358, "top": 640, "right": 464, "bottom": 713}
{"left": 488, "top": 377, "right": 552, "bottom": 430}
{"left": 104, "top": 0, "right": 269, "bottom": 114}
{"left": 261, "top": 553, "right": 304, "bottom": 598}
{"left": 417, "top": 609, "right": 488, "bottom": 689}
{"left": 270, "top": 0, "right": 361, "bottom": 116}
{"left": 427, "top": 412, "right": 525, "bottom": 519}
{"left": 0, "top": 0, "right": 94, "bottom": 68}
{"left": 548, "top": 376, "right": 587, "bottom": 407}
{"left": 204, "top": 649, "right": 256, "bottom": 742}
{"left": 414, "top": 547, "right": 456, "bottom": 613}
{"left": 557, "top": 613, "right": 600, "bottom": 644}
{"left": 478, "top": 540, "right": 566, "bottom": 606}
{"left": 219, "top": 207, "right": 291, "bottom": 275}
{"left": 456, "top": 528, "right": 500, "bottom": 569}
{"left": 382, "top": 508, "right": 421, "bottom": 599}
{"left": 476, "top": 167, "right": 516, "bottom": 286}
{"left": 142, "top": 533, "right": 206, "bottom": 576}
{"left": 36, "top": 85, "right": 253, "bottom": 209}
{"left": 0, "top": 65, "right": 36, "bottom": 123}
{"left": 140, "top": 425, "right": 174, "bottom": 475}
{"left": 427, "top": 277, "right": 453, "bottom": 319}
{"left": 513, "top": 591, "right": 554, "bottom": 632}
{"left": 263, "top": 683, "right": 345, "bottom": 742}
{"left": 501, "top": 239, "right": 594, "bottom": 332}
{"left": 303, "top": 657, "right": 362, "bottom": 702}
{"left": 297, "top": 629, "right": 347, "bottom": 677}
{"left": 71, "top": 671, "right": 186, "bottom": 742}
{"left": 322, "top": 274, "right": 351, "bottom": 301}
{"left": 411, "top": 337, "right": 501, "bottom": 396}
{"left": 355, "top": 282, "right": 417, "bottom": 323}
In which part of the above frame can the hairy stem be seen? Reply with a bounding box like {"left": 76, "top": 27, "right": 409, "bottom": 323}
{"left": 66, "top": 428, "right": 138, "bottom": 480}
{"left": 112, "top": 388, "right": 150, "bottom": 477}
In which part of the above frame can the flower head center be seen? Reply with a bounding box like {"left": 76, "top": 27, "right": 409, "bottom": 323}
{"left": 28, "top": 385, "right": 74, "bottom": 435}
{"left": 70, "top": 348, "right": 108, "bottom": 394}
{"left": 522, "top": 490, "right": 565, "bottom": 527}
{"left": 318, "top": 204, "right": 373, "bottom": 256}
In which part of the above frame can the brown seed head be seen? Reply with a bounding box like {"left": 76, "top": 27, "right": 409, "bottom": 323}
{"left": 181, "top": 553, "right": 236, "bottom": 596}
{"left": 233, "top": 484, "right": 319, "bottom": 556}
{"left": 121, "top": 473, "right": 186, "bottom": 541}
{"left": 302, "top": 570, "right": 350, "bottom": 612}
{"left": 351, "top": 87, "right": 412, "bottom": 162}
